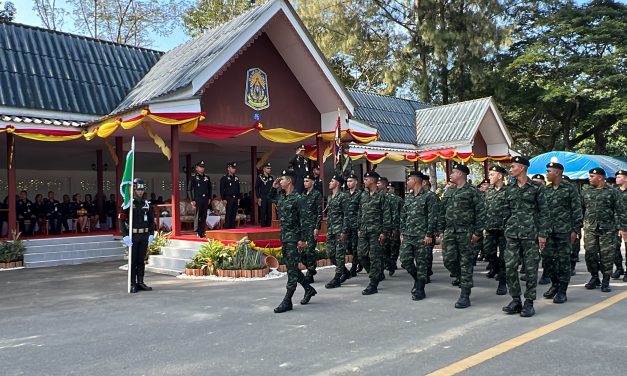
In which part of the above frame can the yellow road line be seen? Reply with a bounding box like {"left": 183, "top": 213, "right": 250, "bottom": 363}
{"left": 427, "top": 290, "right": 627, "bottom": 376}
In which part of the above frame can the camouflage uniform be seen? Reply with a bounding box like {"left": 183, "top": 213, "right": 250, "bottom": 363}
{"left": 300, "top": 188, "right": 322, "bottom": 277}
{"left": 613, "top": 187, "right": 627, "bottom": 274}
{"left": 503, "top": 180, "right": 549, "bottom": 301}
{"left": 424, "top": 189, "right": 440, "bottom": 279}
{"left": 400, "top": 189, "right": 439, "bottom": 281}
{"left": 384, "top": 191, "right": 403, "bottom": 271}
{"left": 484, "top": 185, "right": 508, "bottom": 284}
{"left": 357, "top": 188, "right": 391, "bottom": 288}
{"left": 345, "top": 188, "right": 361, "bottom": 270}
{"left": 581, "top": 185, "right": 626, "bottom": 281}
{"left": 472, "top": 190, "right": 487, "bottom": 261}
{"left": 438, "top": 182, "right": 485, "bottom": 289}
{"left": 544, "top": 180, "right": 582, "bottom": 288}
{"left": 326, "top": 190, "right": 348, "bottom": 276}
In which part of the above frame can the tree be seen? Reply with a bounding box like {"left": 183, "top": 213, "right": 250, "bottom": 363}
{"left": 67, "top": 0, "right": 186, "bottom": 47}
{"left": 0, "top": 1, "right": 16, "bottom": 22}
{"left": 33, "top": 0, "right": 68, "bottom": 30}
{"left": 182, "top": 0, "right": 261, "bottom": 38}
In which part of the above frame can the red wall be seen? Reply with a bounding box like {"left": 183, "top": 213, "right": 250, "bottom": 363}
{"left": 201, "top": 33, "right": 320, "bottom": 133}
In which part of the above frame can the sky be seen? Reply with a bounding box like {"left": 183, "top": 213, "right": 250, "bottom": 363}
{"left": 12, "top": 0, "right": 189, "bottom": 51}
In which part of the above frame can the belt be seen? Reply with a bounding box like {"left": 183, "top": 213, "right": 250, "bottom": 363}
{"left": 132, "top": 228, "right": 150, "bottom": 234}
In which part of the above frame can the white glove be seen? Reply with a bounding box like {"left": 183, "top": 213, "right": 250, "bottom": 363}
{"left": 148, "top": 235, "right": 155, "bottom": 244}
{"left": 122, "top": 236, "right": 132, "bottom": 247}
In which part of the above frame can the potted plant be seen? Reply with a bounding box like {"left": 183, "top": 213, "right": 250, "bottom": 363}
{"left": 215, "top": 238, "right": 269, "bottom": 278}
{"left": 0, "top": 231, "right": 25, "bottom": 269}
{"left": 184, "top": 257, "right": 205, "bottom": 276}
{"left": 146, "top": 231, "right": 171, "bottom": 262}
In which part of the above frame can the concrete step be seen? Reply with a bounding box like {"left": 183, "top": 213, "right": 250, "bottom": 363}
{"left": 159, "top": 247, "right": 198, "bottom": 259}
{"left": 25, "top": 247, "right": 126, "bottom": 265}
{"left": 26, "top": 254, "right": 125, "bottom": 268}
{"left": 168, "top": 239, "right": 205, "bottom": 250}
{"left": 147, "top": 255, "right": 189, "bottom": 271}
{"left": 25, "top": 240, "right": 123, "bottom": 252}
{"left": 23, "top": 234, "right": 116, "bottom": 246}
{"left": 145, "top": 265, "right": 181, "bottom": 276}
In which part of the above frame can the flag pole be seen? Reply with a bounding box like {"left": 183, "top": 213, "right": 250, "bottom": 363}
{"left": 127, "top": 137, "right": 135, "bottom": 293}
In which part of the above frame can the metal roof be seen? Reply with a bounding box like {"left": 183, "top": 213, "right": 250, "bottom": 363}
{"left": 415, "top": 97, "right": 493, "bottom": 149}
{"left": 112, "top": 1, "right": 276, "bottom": 114}
{"left": 348, "top": 89, "right": 431, "bottom": 145}
{"left": 0, "top": 22, "right": 162, "bottom": 116}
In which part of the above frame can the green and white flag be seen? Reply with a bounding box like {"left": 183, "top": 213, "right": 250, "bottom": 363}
{"left": 119, "top": 137, "right": 135, "bottom": 209}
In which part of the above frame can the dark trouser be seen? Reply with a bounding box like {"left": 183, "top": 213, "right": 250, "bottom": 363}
{"left": 442, "top": 231, "right": 474, "bottom": 288}
{"left": 571, "top": 229, "right": 581, "bottom": 270}
{"left": 18, "top": 218, "right": 33, "bottom": 236}
{"left": 130, "top": 233, "right": 149, "bottom": 284}
{"left": 295, "top": 176, "right": 305, "bottom": 194}
{"left": 259, "top": 198, "right": 272, "bottom": 227}
{"left": 193, "top": 197, "right": 209, "bottom": 236}
{"left": 224, "top": 196, "right": 238, "bottom": 229}
{"left": 544, "top": 233, "right": 572, "bottom": 284}
{"left": 284, "top": 241, "right": 305, "bottom": 290}
{"left": 426, "top": 240, "right": 434, "bottom": 277}
{"left": 505, "top": 237, "right": 540, "bottom": 300}
{"left": 614, "top": 238, "right": 625, "bottom": 271}
{"left": 327, "top": 232, "right": 346, "bottom": 275}
{"left": 346, "top": 227, "right": 359, "bottom": 265}
{"left": 47, "top": 215, "right": 63, "bottom": 235}
{"left": 358, "top": 230, "right": 384, "bottom": 286}
{"left": 485, "top": 229, "right": 507, "bottom": 281}
{"left": 386, "top": 231, "right": 400, "bottom": 268}
{"left": 584, "top": 227, "right": 617, "bottom": 277}
{"left": 62, "top": 216, "right": 71, "bottom": 232}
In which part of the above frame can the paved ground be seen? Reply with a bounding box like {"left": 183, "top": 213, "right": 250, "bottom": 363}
{"left": 1, "top": 254, "right": 626, "bottom": 376}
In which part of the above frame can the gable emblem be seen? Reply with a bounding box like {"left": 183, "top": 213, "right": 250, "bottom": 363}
{"left": 245, "top": 68, "right": 269, "bottom": 110}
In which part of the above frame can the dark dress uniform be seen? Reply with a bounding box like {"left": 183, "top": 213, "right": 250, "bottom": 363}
{"left": 59, "top": 198, "right": 72, "bottom": 232}
{"left": 255, "top": 165, "right": 274, "bottom": 227}
{"left": 220, "top": 162, "right": 240, "bottom": 229}
{"left": 188, "top": 161, "right": 212, "bottom": 237}
{"left": 17, "top": 198, "right": 35, "bottom": 236}
{"left": 119, "top": 183, "right": 154, "bottom": 293}
{"left": 288, "top": 145, "right": 308, "bottom": 194}
{"left": 44, "top": 198, "right": 63, "bottom": 235}
{"left": 105, "top": 198, "right": 116, "bottom": 230}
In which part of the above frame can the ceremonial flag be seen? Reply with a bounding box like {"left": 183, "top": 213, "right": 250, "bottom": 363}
{"left": 334, "top": 109, "right": 341, "bottom": 166}
{"left": 119, "top": 137, "right": 135, "bottom": 293}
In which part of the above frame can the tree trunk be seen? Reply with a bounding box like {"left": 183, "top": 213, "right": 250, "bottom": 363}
{"left": 429, "top": 162, "right": 437, "bottom": 191}
{"left": 439, "top": 62, "right": 449, "bottom": 105}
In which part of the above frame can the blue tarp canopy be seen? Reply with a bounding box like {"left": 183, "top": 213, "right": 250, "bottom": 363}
{"left": 529, "top": 151, "right": 627, "bottom": 180}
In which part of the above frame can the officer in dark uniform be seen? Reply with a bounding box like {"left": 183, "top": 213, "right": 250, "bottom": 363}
{"left": 220, "top": 162, "right": 240, "bottom": 229}
{"left": 288, "top": 144, "right": 309, "bottom": 194}
{"left": 312, "top": 165, "right": 323, "bottom": 193}
{"left": 119, "top": 178, "right": 155, "bottom": 293}
{"left": 44, "top": 191, "right": 63, "bottom": 235}
{"left": 17, "top": 190, "right": 35, "bottom": 236}
{"left": 188, "top": 160, "right": 212, "bottom": 238}
{"left": 255, "top": 162, "right": 274, "bottom": 227}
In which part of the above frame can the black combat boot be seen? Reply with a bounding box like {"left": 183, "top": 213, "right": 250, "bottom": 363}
{"left": 362, "top": 280, "right": 378, "bottom": 295}
{"left": 542, "top": 277, "right": 559, "bottom": 299}
{"left": 130, "top": 284, "right": 138, "bottom": 293}
{"left": 585, "top": 273, "right": 600, "bottom": 289}
{"left": 412, "top": 279, "right": 426, "bottom": 301}
{"left": 378, "top": 270, "right": 386, "bottom": 282}
{"left": 305, "top": 269, "right": 316, "bottom": 284}
{"left": 388, "top": 260, "right": 396, "bottom": 276}
{"left": 274, "top": 288, "right": 295, "bottom": 313}
{"left": 454, "top": 287, "right": 471, "bottom": 308}
{"left": 409, "top": 271, "right": 418, "bottom": 294}
{"left": 520, "top": 299, "right": 535, "bottom": 317}
{"left": 496, "top": 279, "right": 507, "bottom": 295}
{"left": 486, "top": 269, "right": 497, "bottom": 279}
{"left": 553, "top": 282, "right": 567, "bottom": 304}
{"left": 502, "top": 297, "right": 522, "bottom": 314}
{"left": 325, "top": 275, "right": 342, "bottom": 289}
{"left": 538, "top": 271, "right": 550, "bottom": 285}
{"left": 452, "top": 277, "right": 461, "bottom": 287}
{"left": 356, "top": 263, "right": 364, "bottom": 273}
{"left": 137, "top": 278, "right": 152, "bottom": 291}
{"left": 611, "top": 268, "right": 624, "bottom": 280}
{"left": 601, "top": 274, "right": 611, "bottom": 293}
{"left": 623, "top": 273, "right": 627, "bottom": 282}
{"left": 339, "top": 267, "right": 351, "bottom": 283}
{"left": 350, "top": 263, "right": 358, "bottom": 277}
{"left": 300, "top": 280, "right": 317, "bottom": 304}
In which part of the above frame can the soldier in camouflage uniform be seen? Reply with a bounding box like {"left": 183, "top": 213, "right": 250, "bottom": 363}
{"left": 611, "top": 170, "right": 627, "bottom": 281}
{"left": 400, "top": 171, "right": 438, "bottom": 300}
{"left": 380, "top": 178, "right": 402, "bottom": 276}
{"left": 438, "top": 163, "right": 484, "bottom": 309}
{"left": 542, "top": 162, "right": 583, "bottom": 304}
{"left": 422, "top": 175, "right": 438, "bottom": 283}
{"left": 484, "top": 165, "right": 509, "bottom": 296}
{"left": 325, "top": 175, "right": 350, "bottom": 288}
{"left": 530, "top": 173, "right": 551, "bottom": 285}
{"left": 345, "top": 173, "right": 362, "bottom": 276}
{"left": 581, "top": 168, "right": 627, "bottom": 293}
{"left": 473, "top": 179, "right": 490, "bottom": 263}
{"left": 376, "top": 177, "right": 394, "bottom": 280}
{"left": 300, "top": 174, "right": 323, "bottom": 283}
{"left": 502, "top": 156, "right": 549, "bottom": 318}
{"left": 358, "top": 171, "right": 392, "bottom": 295}
{"left": 270, "top": 170, "right": 317, "bottom": 313}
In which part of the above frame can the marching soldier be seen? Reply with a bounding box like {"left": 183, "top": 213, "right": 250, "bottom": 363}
{"left": 542, "top": 162, "right": 583, "bottom": 304}
{"left": 300, "top": 174, "right": 323, "bottom": 283}
{"left": 484, "top": 165, "right": 509, "bottom": 295}
{"left": 502, "top": 156, "right": 549, "bottom": 318}
{"left": 44, "top": 191, "right": 63, "bottom": 235}
{"left": 220, "top": 162, "right": 240, "bottom": 229}
{"left": 270, "top": 170, "right": 316, "bottom": 313}
{"left": 119, "top": 178, "right": 155, "bottom": 293}
{"left": 438, "top": 163, "right": 484, "bottom": 309}
{"left": 255, "top": 162, "right": 274, "bottom": 227}
{"left": 386, "top": 183, "right": 403, "bottom": 276}
{"left": 345, "top": 173, "right": 362, "bottom": 276}
{"left": 188, "top": 160, "right": 212, "bottom": 238}
{"left": 358, "top": 171, "right": 392, "bottom": 295}
{"left": 612, "top": 169, "right": 627, "bottom": 281}
{"left": 325, "top": 175, "right": 350, "bottom": 288}
{"left": 377, "top": 177, "right": 398, "bottom": 278}
{"left": 473, "top": 179, "right": 490, "bottom": 263}
{"left": 581, "top": 168, "right": 626, "bottom": 292}
{"left": 422, "top": 175, "right": 438, "bottom": 283}
{"left": 400, "top": 171, "right": 438, "bottom": 300}
{"left": 531, "top": 174, "right": 550, "bottom": 285}
{"left": 288, "top": 144, "right": 308, "bottom": 194}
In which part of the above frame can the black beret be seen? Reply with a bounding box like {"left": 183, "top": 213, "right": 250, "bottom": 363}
{"left": 281, "top": 170, "right": 297, "bottom": 179}
{"left": 296, "top": 144, "right": 306, "bottom": 150}
{"left": 546, "top": 162, "right": 564, "bottom": 170}
{"left": 489, "top": 165, "right": 507, "bottom": 174}
{"left": 227, "top": 162, "right": 237, "bottom": 168}
{"left": 196, "top": 160, "right": 205, "bottom": 167}
{"left": 616, "top": 169, "right": 627, "bottom": 177}
{"left": 346, "top": 173, "right": 359, "bottom": 180}
{"left": 303, "top": 174, "right": 315, "bottom": 180}
{"left": 408, "top": 171, "right": 424, "bottom": 179}
{"left": 482, "top": 179, "right": 490, "bottom": 185}
{"left": 589, "top": 167, "right": 606, "bottom": 176}
{"left": 364, "top": 171, "right": 380, "bottom": 179}
{"left": 532, "top": 174, "right": 545, "bottom": 181}
{"left": 331, "top": 175, "right": 344, "bottom": 185}
{"left": 421, "top": 174, "right": 430, "bottom": 181}
{"left": 512, "top": 156, "right": 530, "bottom": 167}
{"left": 377, "top": 176, "right": 389, "bottom": 183}
{"left": 262, "top": 162, "right": 271, "bottom": 168}
{"left": 452, "top": 163, "right": 470, "bottom": 175}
